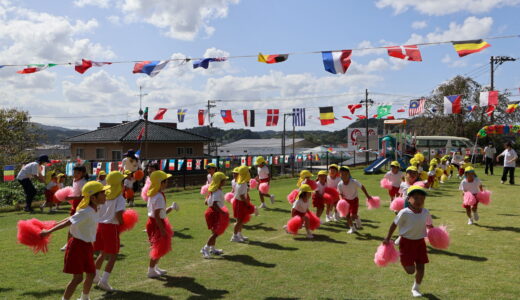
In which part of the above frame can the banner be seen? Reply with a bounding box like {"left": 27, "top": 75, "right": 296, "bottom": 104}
{"left": 168, "top": 159, "right": 176, "bottom": 171}
{"left": 195, "top": 159, "right": 202, "bottom": 170}
{"left": 348, "top": 127, "right": 377, "bottom": 147}
{"left": 178, "top": 159, "right": 185, "bottom": 170}
{"left": 241, "top": 156, "right": 246, "bottom": 166}
{"left": 3, "top": 165, "right": 15, "bottom": 182}
{"left": 186, "top": 159, "right": 193, "bottom": 171}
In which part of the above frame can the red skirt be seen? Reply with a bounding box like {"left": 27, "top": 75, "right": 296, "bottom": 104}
{"left": 93, "top": 223, "right": 120, "bottom": 254}
{"left": 146, "top": 217, "right": 174, "bottom": 260}
{"left": 232, "top": 199, "right": 255, "bottom": 224}
{"left": 312, "top": 193, "right": 325, "bottom": 209}
{"left": 388, "top": 186, "right": 400, "bottom": 198}
{"left": 346, "top": 198, "right": 359, "bottom": 216}
{"left": 259, "top": 178, "right": 269, "bottom": 183}
{"left": 399, "top": 237, "right": 429, "bottom": 267}
{"left": 205, "top": 206, "right": 230, "bottom": 236}
{"left": 291, "top": 209, "right": 307, "bottom": 218}
{"left": 63, "top": 237, "right": 95, "bottom": 274}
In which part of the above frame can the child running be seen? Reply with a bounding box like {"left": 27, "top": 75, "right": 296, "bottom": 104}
{"left": 384, "top": 161, "right": 403, "bottom": 201}
{"left": 459, "top": 167, "right": 483, "bottom": 225}
{"left": 312, "top": 170, "right": 328, "bottom": 220}
{"left": 255, "top": 156, "right": 275, "bottom": 208}
{"left": 202, "top": 172, "right": 230, "bottom": 258}
{"left": 286, "top": 184, "right": 315, "bottom": 239}
{"left": 326, "top": 164, "right": 341, "bottom": 222}
{"left": 297, "top": 170, "right": 313, "bottom": 187}
{"left": 231, "top": 165, "right": 256, "bottom": 242}
{"left": 337, "top": 166, "right": 373, "bottom": 234}
{"left": 206, "top": 163, "right": 217, "bottom": 184}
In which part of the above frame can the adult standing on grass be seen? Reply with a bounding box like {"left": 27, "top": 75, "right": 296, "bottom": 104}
{"left": 483, "top": 143, "right": 496, "bottom": 175}
{"left": 16, "top": 155, "right": 49, "bottom": 212}
{"left": 497, "top": 141, "right": 517, "bottom": 185}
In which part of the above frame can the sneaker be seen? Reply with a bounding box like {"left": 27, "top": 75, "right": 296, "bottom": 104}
{"left": 147, "top": 269, "right": 161, "bottom": 278}
{"left": 333, "top": 212, "right": 339, "bottom": 222}
{"left": 210, "top": 248, "right": 224, "bottom": 255}
{"left": 60, "top": 244, "right": 67, "bottom": 251}
{"left": 230, "top": 235, "right": 244, "bottom": 243}
{"left": 467, "top": 218, "right": 473, "bottom": 225}
{"left": 501, "top": 181, "right": 505, "bottom": 184}
{"left": 411, "top": 288, "right": 422, "bottom": 297}
{"left": 259, "top": 202, "right": 267, "bottom": 209}
{"left": 347, "top": 227, "right": 357, "bottom": 234}
{"left": 171, "top": 202, "right": 180, "bottom": 211}
{"left": 473, "top": 211, "right": 479, "bottom": 222}
{"left": 394, "top": 236, "right": 401, "bottom": 245}
{"left": 201, "top": 246, "right": 211, "bottom": 259}
{"left": 306, "top": 233, "right": 314, "bottom": 239}
{"left": 238, "top": 233, "right": 249, "bottom": 241}
{"left": 355, "top": 218, "right": 363, "bottom": 229}
{"left": 270, "top": 194, "right": 275, "bottom": 204}
{"left": 93, "top": 273, "right": 100, "bottom": 284}
{"left": 325, "top": 215, "right": 331, "bottom": 222}
{"left": 97, "top": 281, "right": 115, "bottom": 292}
{"left": 155, "top": 267, "right": 167, "bottom": 275}
{"left": 254, "top": 207, "right": 259, "bottom": 216}
{"left": 283, "top": 225, "right": 289, "bottom": 234}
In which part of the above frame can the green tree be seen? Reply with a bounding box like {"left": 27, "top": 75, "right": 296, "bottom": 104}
{"left": 0, "top": 108, "right": 39, "bottom": 168}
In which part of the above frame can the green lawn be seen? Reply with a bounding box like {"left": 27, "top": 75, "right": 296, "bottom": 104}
{"left": 1, "top": 167, "right": 519, "bottom": 299}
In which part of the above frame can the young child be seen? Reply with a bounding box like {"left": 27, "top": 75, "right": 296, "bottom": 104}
{"left": 459, "top": 156, "right": 472, "bottom": 178}
{"left": 53, "top": 173, "right": 66, "bottom": 211}
{"left": 206, "top": 163, "right": 217, "bottom": 184}
{"left": 459, "top": 167, "right": 483, "bottom": 225}
{"left": 41, "top": 171, "right": 59, "bottom": 213}
{"left": 384, "top": 161, "right": 403, "bottom": 201}
{"left": 231, "top": 167, "right": 239, "bottom": 193}
{"left": 256, "top": 156, "right": 275, "bottom": 208}
{"left": 93, "top": 171, "right": 127, "bottom": 291}
{"left": 439, "top": 158, "right": 449, "bottom": 182}
{"left": 326, "top": 164, "right": 341, "bottom": 222}
{"left": 297, "top": 170, "right": 313, "bottom": 187}
{"left": 62, "top": 165, "right": 89, "bottom": 251}
{"left": 231, "top": 165, "right": 256, "bottom": 242}
{"left": 383, "top": 186, "right": 433, "bottom": 298}
{"left": 123, "top": 170, "right": 135, "bottom": 207}
{"left": 451, "top": 149, "right": 464, "bottom": 178}
{"left": 202, "top": 172, "right": 229, "bottom": 258}
{"left": 287, "top": 184, "right": 315, "bottom": 239}
{"left": 97, "top": 171, "right": 107, "bottom": 185}
{"left": 337, "top": 166, "right": 373, "bottom": 234}
{"left": 40, "top": 181, "right": 109, "bottom": 300}
{"left": 426, "top": 160, "right": 437, "bottom": 189}
{"left": 312, "top": 170, "right": 327, "bottom": 220}
{"left": 400, "top": 166, "right": 419, "bottom": 201}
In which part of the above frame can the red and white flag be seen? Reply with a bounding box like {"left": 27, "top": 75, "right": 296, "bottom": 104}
{"left": 220, "top": 110, "right": 235, "bottom": 124}
{"left": 479, "top": 91, "right": 498, "bottom": 106}
{"left": 486, "top": 105, "right": 496, "bottom": 117}
{"left": 347, "top": 104, "right": 362, "bottom": 114}
{"left": 198, "top": 109, "right": 205, "bottom": 125}
{"left": 387, "top": 45, "right": 422, "bottom": 61}
{"left": 75, "top": 59, "right": 112, "bottom": 74}
{"left": 266, "top": 109, "right": 279, "bottom": 126}
{"left": 243, "top": 110, "right": 255, "bottom": 127}
{"left": 153, "top": 108, "right": 168, "bottom": 120}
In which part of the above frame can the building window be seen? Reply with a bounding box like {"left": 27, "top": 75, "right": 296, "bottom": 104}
{"left": 76, "top": 148, "right": 85, "bottom": 158}
{"left": 112, "top": 150, "right": 122, "bottom": 161}
{"left": 95, "top": 148, "right": 105, "bottom": 160}
{"left": 186, "top": 147, "right": 193, "bottom": 155}
{"left": 177, "top": 147, "right": 184, "bottom": 155}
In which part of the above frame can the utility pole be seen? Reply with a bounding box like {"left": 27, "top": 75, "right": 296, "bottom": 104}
{"left": 360, "top": 89, "right": 374, "bottom": 165}
{"left": 292, "top": 116, "right": 295, "bottom": 177}
{"left": 207, "top": 100, "right": 217, "bottom": 155}
{"left": 137, "top": 85, "right": 149, "bottom": 119}
{"left": 490, "top": 56, "right": 516, "bottom": 123}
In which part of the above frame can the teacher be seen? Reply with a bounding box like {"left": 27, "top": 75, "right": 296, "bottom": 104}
{"left": 16, "top": 155, "right": 49, "bottom": 212}
{"left": 497, "top": 142, "right": 517, "bottom": 185}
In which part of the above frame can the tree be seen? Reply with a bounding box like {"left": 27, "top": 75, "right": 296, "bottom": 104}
{"left": 0, "top": 108, "right": 39, "bottom": 168}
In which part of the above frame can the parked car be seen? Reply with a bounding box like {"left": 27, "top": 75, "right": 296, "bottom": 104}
{"left": 415, "top": 136, "right": 481, "bottom": 160}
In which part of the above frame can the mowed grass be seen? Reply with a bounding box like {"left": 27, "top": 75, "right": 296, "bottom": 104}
{"left": 1, "top": 167, "right": 520, "bottom": 299}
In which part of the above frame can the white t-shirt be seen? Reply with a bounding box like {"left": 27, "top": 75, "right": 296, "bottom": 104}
{"left": 234, "top": 183, "right": 248, "bottom": 201}
{"left": 69, "top": 206, "right": 99, "bottom": 242}
{"left": 208, "top": 189, "right": 225, "bottom": 208}
{"left": 231, "top": 179, "right": 236, "bottom": 193}
{"left": 124, "top": 178, "right": 135, "bottom": 188}
{"left": 452, "top": 154, "right": 464, "bottom": 165}
{"left": 399, "top": 181, "right": 412, "bottom": 198}
{"left": 257, "top": 166, "right": 269, "bottom": 180}
{"left": 316, "top": 181, "right": 326, "bottom": 196}
{"left": 384, "top": 171, "right": 402, "bottom": 187}
{"left": 72, "top": 178, "right": 87, "bottom": 197}
{"left": 16, "top": 162, "right": 40, "bottom": 180}
{"left": 393, "top": 207, "right": 432, "bottom": 240}
{"left": 440, "top": 162, "right": 448, "bottom": 171}
{"left": 207, "top": 174, "right": 213, "bottom": 184}
{"left": 98, "top": 194, "right": 126, "bottom": 224}
{"left": 98, "top": 179, "right": 107, "bottom": 186}
{"left": 46, "top": 181, "right": 57, "bottom": 190}
{"left": 292, "top": 198, "right": 310, "bottom": 213}
{"left": 459, "top": 177, "right": 481, "bottom": 195}
{"left": 147, "top": 193, "right": 166, "bottom": 219}
{"left": 337, "top": 179, "right": 362, "bottom": 200}
{"left": 484, "top": 146, "right": 496, "bottom": 158}
{"left": 500, "top": 149, "right": 518, "bottom": 167}
{"left": 326, "top": 176, "right": 341, "bottom": 189}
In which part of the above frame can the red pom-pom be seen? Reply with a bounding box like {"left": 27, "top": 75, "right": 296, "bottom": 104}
{"left": 249, "top": 179, "right": 258, "bottom": 189}
{"left": 225, "top": 192, "right": 234, "bottom": 203}
{"left": 380, "top": 178, "right": 393, "bottom": 190}
{"left": 17, "top": 219, "right": 56, "bottom": 254}
{"left": 259, "top": 182, "right": 270, "bottom": 194}
{"left": 323, "top": 187, "right": 340, "bottom": 204}
{"left": 286, "top": 216, "right": 303, "bottom": 234}
{"left": 54, "top": 187, "right": 74, "bottom": 202}
{"left": 374, "top": 243, "right": 399, "bottom": 267}
{"left": 476, "top": 190, "right": 492, "bottom": 205}
{"left": 336, "top": 199, "right": 350, "bottom": 218}
{"left": 149, "top": 218, "right": 174, "bottom": 260}
{"left": 200, "top": 184, "right": 209, "bottom": 195}
{"left": 366, "top": 196, "right": 381, "bottom": 210}
{"left": 141, "top": 177, "right": 151, "bottom": 202}
{"left": 133, "top": 170, "right": 144, "bottom": 181}
{"left": 287, "top": 189, "right": 299, "bottom": 204}
{"left": 427, "top": 226, "right": 450, "bottom": 249}
{"left": 389, "top": 197, "right": 405, "bottom": 212}
{"left": 306, "top": 179, "right": 318, "bottom": 190}
{"left": 306, "top": 211, "right": 321, "bottom": 230}
{"left": 118, "top": 209, "right": 139, "bottom": 233}
{"left": 463, "top": 192, "right": 477, "bottom": 206}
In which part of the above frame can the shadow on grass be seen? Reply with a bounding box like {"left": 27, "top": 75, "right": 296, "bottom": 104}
{"left": 264, "top": 207, "right": 292, "bottom": 214}
{"left": 360, "top": 218, "right": 380, "bottom": 224}
{"left": 355, "top": 232, "right": 384, "bottom": 242}
{"left": 243, "top": 222, "right": 277, "bottom": 232}
{"left": 361, "top": 223, "right": 379, "bottom": 229}
{"left": 474, "top": 224, "right": 520, "bottom": 233}
{"left": 157, "top": 275, "right": 229, "bottom": 299}
{"left": 423, "top": 293, "right": 442, "bottom": 300}
{"left": 0, "top": 288, "right": 13, "bottom": 293}
{"left": 497, "top": 213, "right": 520, "bottom": 217}
{"left": 265, "top": 297, "right": 301, "bottom": 300}
{"left": 294, "top": 234, "right": 346, "bottom": 244}
{"left": 103, "top": 290, "right": 172, "bottom": 299}
{"left": 116, "top": 253, "right": 127, "bottom": 261}
{"left": 318, "top": 226, "right": 343, "bottom": 233}
{"left": 222, "top": 254, "right": 276, "bottom": 268}
{"left": 174, "top": 228, "right": 194, "bottom": 239}
{"left": 428, "top": 247, "right": 488, "bottom": 262}
{"left": 248, "top": 240, "right": 298, "bottom": 251}
{"left": 21, "top": 289, "right": 64, "bottom": 297}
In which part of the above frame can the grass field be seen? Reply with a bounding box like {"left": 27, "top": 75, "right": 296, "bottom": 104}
{"left": 1, "top": 167, "right": 520, "bottom": 299}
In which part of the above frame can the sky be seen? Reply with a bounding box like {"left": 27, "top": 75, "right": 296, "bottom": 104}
{"left": 0, "top": 0, "right": 519, "bottom": 131}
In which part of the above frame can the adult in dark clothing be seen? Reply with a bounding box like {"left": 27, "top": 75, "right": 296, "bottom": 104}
{"left": 16, "top": 155, "right": 49, "bottom": 212}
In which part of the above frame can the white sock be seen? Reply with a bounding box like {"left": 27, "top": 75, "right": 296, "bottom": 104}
{"left": 209, "top": 245, "right": 214, "bottom": 251}
{"left": 100, "top": 271, "right": 110, "bottom": 283}
{"left": 154, "top": 265, "right": 162, "bottom": 272}
{"left": 148, "top": 267, "right": 156, "bottom": 273}
{"left": 80, "top": 293, "right": 89, "bottom": 300}
{"left": 95, "top": 269, "right": 100, "bottom": 277}
{"left": 413, "top": 282, "right": 420, "bottom": 290}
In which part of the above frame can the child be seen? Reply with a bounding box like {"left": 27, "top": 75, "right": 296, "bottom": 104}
{"left": 93, "top": 171, "right": 127, "bottom": 291}
{"left": 337, "top": 166, "right": 373, "bottom": 234}
{"left": 231, "top": 165, "right": 256, "bottom": 242}
{"left": 383, "top": 186, "right": 433, "bottom": 298}
{"left": 287, "top": 184, "right": 315, "bottom": 239}
{"left": 256, "top": 156, "right": 275, "bottom": 208}
{"left": 312, "top": 170, "right": 327, "bottom": 220}
{"left": 40, "top": 181, "right": 109, "bottom": 300}
{"left": 123, "top": 170, "right": 135, "bottom": 207}
{"left": 297, "top": 170, "right": 313, "bottom": 187}
{"left": 202, "top": 172, "right": 229, "bottom": 258}
{"left": 459, "top": 156, "right": 472, "bottom": 178}
{"left": 53, "top": 173, "right": 66, "bottom": 211}
{"left": 459, "top": 167, "right": 483, "bottom": 225}
{"left": 426, "top": 160, "right": 437, "bottom": 189}
{"left": 146, "top": 170, "right": 176, "bottom": 278}
{"left": 384, "top": 161, "right": 403, "bottom": 201}
{"left": 400, "top": 166, "right": 419, "bottom": 201}
{"left": 326, "top": 164, "right": 341, "bottom": 222}
{"left": 231, "top": 167, "right": 239, "bottom": 193}
{"left": 97, "top": 171, "right": 107, "bottom": 185}
{"left": 41, "top": 171, "right": 59, "bottom": 213}
{"left": 439, "top": 158, "right": 449, "bottom": 182}
{"left": 451, "top": 149, "right": 464, "bottom": 178}
{"left": 62, "top": 165, "right": 89, "bottom": 251}
{"left": 206, "top": 163, "right": 217, "bottom": 184}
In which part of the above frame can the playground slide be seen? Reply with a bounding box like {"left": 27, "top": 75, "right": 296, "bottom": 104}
{"left": 364, "top": 157, "right": 390, "bottom": 174}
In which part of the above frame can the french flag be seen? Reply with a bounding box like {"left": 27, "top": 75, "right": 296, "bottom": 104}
{"left": 444, "top": 95, "right": 462, "bottom": 115}
{"left": 133, "top": 60, "right": 169, "bottom": 77}
{"left": 322, "top": 50, "right": 352, "bottom": 74}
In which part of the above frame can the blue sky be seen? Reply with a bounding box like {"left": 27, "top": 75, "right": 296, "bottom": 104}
{"left": 0, "top": 0, "right": 519, "bottom": 131}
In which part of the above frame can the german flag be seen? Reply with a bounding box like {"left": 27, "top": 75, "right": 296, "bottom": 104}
{"left": 452, "top": 39, "right": 491, "bottom": 57}
{"left": 258, "top": 53, "right": 289, "bottom": 64}
{"left": 506, "top": 102, "right": 519, "bottom": 114}
{"left": 319, "top": 106, "right": 335, "bottom": 125}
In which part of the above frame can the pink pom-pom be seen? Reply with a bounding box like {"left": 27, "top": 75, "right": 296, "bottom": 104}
{"left": 306, "top": 179, "right": 318, "bottom": 190}
{"left": 54, "top": 187, "right": 74, "bottom": 202}
{"left": 149, "top": 218, "right": 174, "bottom": 260}
{"left": 476, "top": 190, "right": 492, "bottom": 205}
{"left": 133, "top": 170, "right": 144, "bottom": 181}
{"left": 225, "top": 192, "right": 234, "bottom": 203}
{"left": 249, "top": 179, "right": 258, "bottom": 189}
{"left": 17, "top": 219, "right": 57, "bottom": 254}
{"left": 463, "top": 192, "right": 477, "bottom": 206}
{"left": 307, "top": 211, "right": 321, "bottom": 230}
{"left": 389, "top": 197, "right": 405, "bottom": 212}
{"left": 366, "top": 196, "right": 381, "bottom": 210}
{"left": 141, "top": 177, "right": 151, "bottom": 202}
{"left": 373, "top": 243, "right": 399, "bottom": 267}
{"left": 259, "top": 182, "right": 270, "bottom": 194}
{"left": 323, "top": 187, "right": 340, "bottom": 204}
{"left": 336, "top": 199, "right": 350, "bottom": 218}
{"left": 118, "top": 209, "right": 139, "bottom": 233}
{"left": 286, "top": 216, "right": 303, "bottom": 234}
{"left": 427, "top": 226, "right": 450, "bottom": 249}
{"left": 380, "top": 178, "right": 393, "bottom": 190}
{"left": 287, "top": 189, "right": 299, "bottom": 204}
{"left": 200, "top": 184, "right": 209, "bottom": 195}
{"left": 413, "top": 181, "right": 425, "bottom": 188}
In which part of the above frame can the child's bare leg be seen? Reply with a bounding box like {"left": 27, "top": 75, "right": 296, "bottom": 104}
{"left": 63, "top": 274, "right": 83, "bottom": 300}
{"left": 207, "top": 233, "right": 218, "bottom": 247}
{"left": 83, "top": 273, "right": 95, "bottom": 295}
{"left": 465, "top": 207, "right": 472, "bottom": 218}
{"left": 415, "top": 264, "right": 425, "bottom": 284}
{"left": 316, "top": 206, "right": 324, "bottom": 218}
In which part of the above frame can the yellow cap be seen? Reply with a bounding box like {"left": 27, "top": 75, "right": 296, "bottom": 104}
{"left": 464, "top": 156, "right": 470, "bottom": 160}
{"left": 77, "top": 181, "right": 110, "bottom": 210}
{"left": 106, "top": 171, "right": 125, "bottom": 200}
{"left": 98, "top": 171, "right": 107, "bottom": 176}
{"left": 236, "top": 165, "right": 251, "bottom": 184}
{"left": 299, "top": 170, "right": 313, "bottom": 178}
{"left": 317, "top": 170, "right": 328, "bottom": 176}
{"left": 464, "top": 166, "right": 475, "bottom": 173}
{"left": 296, "top": 183, "right": 314, "bottom": 200}
{"left": 328, "top": 164, "right": 339, "bottom": 170}
{"left": 147, "top": 171, "right": 172, "bottom": 197}
{"left": 124, "top": 170, "right": 132, "bottom": 175}
{"left": 406, "top": 166, "right": 418, "bottom": 172}
{"left": 390, "top": 161, "right": 400, "bottom": 167}
{"left": 209, "top": 172, "right": 228, "bottom": 192}
{"left": 407, "top": 185, "right": 428, "bottom": 196}
{"left": 206, "top": 163, "right": 217, "bottom": 169}
{"left": 255, "top": 156, "right": 266, "bottom": 165}
{"left": 232, "top": 167, "right": 240, "bottom": 173}
{"left": 57, "top": 173, "right": 65, "bottom": 178}
{"left": 339, "top": 166, "right": 350, "bottom": 172}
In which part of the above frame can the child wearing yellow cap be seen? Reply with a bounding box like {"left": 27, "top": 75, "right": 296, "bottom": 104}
{"left": 202, "top": 172, "right": 230, "bottom": 258}
{"left": 52, "top": 173, "right": 66, "bottom": 211}
{"left": 399, "top": 166, "right": 420, "bottom": 200}
{"left": 384, "top": 161, "right": 403, "bottom": 201}
{"left": 96, "top": 171, "right": 107, "bottom": 185}
{"left": 206, "top": 163, "right": 218, "bottom": 184}
{"left": 312, "top": 170, "right": 328, "bottom": 220}
{"left": 255, "top": 156, "right": 275, "bottom": 208}
{"left": 426, "top": 161, "right": 437, "bottom": 189}
{"left": 40, "top": 181, "right": 109, "bottom": 300}
{"left": 338, "top": 166, "right": 373, "bottom": 233}
{"left": 285, "top": 184, "right": 316, "bottom": 239}
{"left": 61, "top": 165, "right": 89, "bottom": 251}
{"left": 326, "top": 164, "right": 341, "bottom": 221}
{"left": 459, "top": 156, "right": 472, "bottom": 178}
{"left": 41, "top": 171, "right": 59, "bottom": 213}
{"left": 231, "top": 167, "right": 239, "bottom": 194}
{"left": 231, "top": 166, "right": 256, "bottom": 242}
{"left": 459, "top": 167, "right": 483, "bottom": 225}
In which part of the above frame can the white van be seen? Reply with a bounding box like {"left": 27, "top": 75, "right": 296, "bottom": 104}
{"left": 415, "top": 136, "right": 479, "bottom": 157}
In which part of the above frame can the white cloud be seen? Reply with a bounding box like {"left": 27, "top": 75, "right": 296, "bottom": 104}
{"left": 354, "top": 40, "right": 386, "bottom": 56}
{"left": 441, "top": 54, "right": 469, "bottom": 68}
{"left": 376, "top": 0, "right": 520, "bottom": 16}
{"left": 74, "top": 0, "right": 110, "bottom": 8}
{"left": 106, "top": 15, "right": 120, "bottom": 25}
{"left": 405, "top": 16, "right": 494, "bottom": 44}
{"left": 117, "top": 0, "right": 240, "bottom": 40}
{"left": 411, "top": 21, "right": 427, "bottom": 29}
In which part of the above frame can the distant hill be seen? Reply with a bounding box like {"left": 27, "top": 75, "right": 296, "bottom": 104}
{"left": 33, "top": 123, "right": 88, "bottom": 145}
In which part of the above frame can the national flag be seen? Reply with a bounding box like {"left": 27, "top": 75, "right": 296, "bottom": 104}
{"left": 198, "top": 110, "right": 205, "bottom": 126}
{"left": 467, "top": 105, "right": 477, "bottom": 112}
{"left": 321, "top": 50, "right": 352, "bottom": 74}
{"left": 133, "top": 60, "right": 169, "bottom": 77}
{"left": 194, "top": 159, "right": 201, "bottom": 170}
{"left": 3, "top": 165, "right": 15, "bottom": 181}
{"left": 135, "top": 150, "right": 141, "bottom": 159}
{"left": 284, "top": 155, "right": 289, "bottom": 163}
{"left": 357, "top": 115, "right": 367, "bottom": 119}
{"left": 221, "top": 110, "right": 235, "bottom": 124}
{"left": 506, "top": 102, "right": 519, "bottom": 113}
{"left": 241, "top": 156, "right": 246, "bottom": 166}
{"left": 377, "top": 105, "right": 392, "bottom": 119}
{"left": 178, "top": 159, "right": 185, "bottom": 170}
{"left": 224, "top": 159, "right": 230, "bottom": 168}
{"left": 486, "top": 105, "right": 496, "bottom": 117}
{"left": 314, "top": 154, "right": 320, "bottom": 161}
{"left": 66, "top": 162, "right": 74, "bottom": 176}
{"left": 386, "top": 45, "right": 422, "bottom": 61}
{"left": 372, "top": 114, "right": 378, "bottom": 118}
{"left": 143, "top": 107, "right": 148, "bottom": 120}
{"left": 266, "top": 109, "right": 279, "bottom": 126}
{"left": 386, "top": 115, "right": 395, "bottom": 120}
{"left": 342, "top": 116, "right": 352, "bottom": 120}
{"left": 168, "top": 159, "right": 176, "bottom": 171}
{"left": 319, "top": 107, "right": 335, "bottom": 125}
{"left": 444, "top": 95, "right": 463, "bottom": 115}
{"left": 243, "top": 110, "right": 255, "bottom": 127}
{"left": 203, "top": 159, "right": 208, "bottom": 169}
{"left": 177, "top": 109, "right": 187, "bottom": 122}
{"left": 17, "top": 64, "right": 57, "bottom": 74}
{"left": 409, "top": 98, "right": 426, "bottom": 116}
{"left": 153, "top": 108, "right": 168, "bottom": 120}
{"left": 397, "top": 108, "right": 406, "bottom": 113}
{"left": 186, "top": 159, "right": 193, "bottom": 171}
{"left": 137, "top": 127, "right": 145, "bottom": 140}
{"left": 212, "top": 158, "right": 217, "bottom": 166}
{"left": 75, "top": 59, "right": 111, "bottom": 74}
{"left": 193, "top": 57, "right": 227, "bottom": 69}
{"left": 348, "top": 104, "right": 362, "bottom": 114}
{"left": 273, "top": 156, "right": 279, "bottom": 165}
{"left": 258, "top": 53, "right": 288, "bottom": 64}
{"left": 161, "top": 160, "right": 167, "bottom": 170}
{"left": 292, "top": 108, "right": 305, "bottom": 126}
{"left": 105, "top": 162, "right": 111, "bottom": 173}
{"left": 452, "top": 39, "right": 491, "bottom": 57}
{"left": 117, "top": 162, "right": 123, "bottom": 171}
{"left": 479, "top": 91, "right": 499, "bottom": 106}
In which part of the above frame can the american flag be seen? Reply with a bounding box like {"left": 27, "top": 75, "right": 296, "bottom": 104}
{"left": 292, "top": 108, "right": 305, "bottom": 126}
{"left": 409, "top": 98, "right": 426, "bottom": 116}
